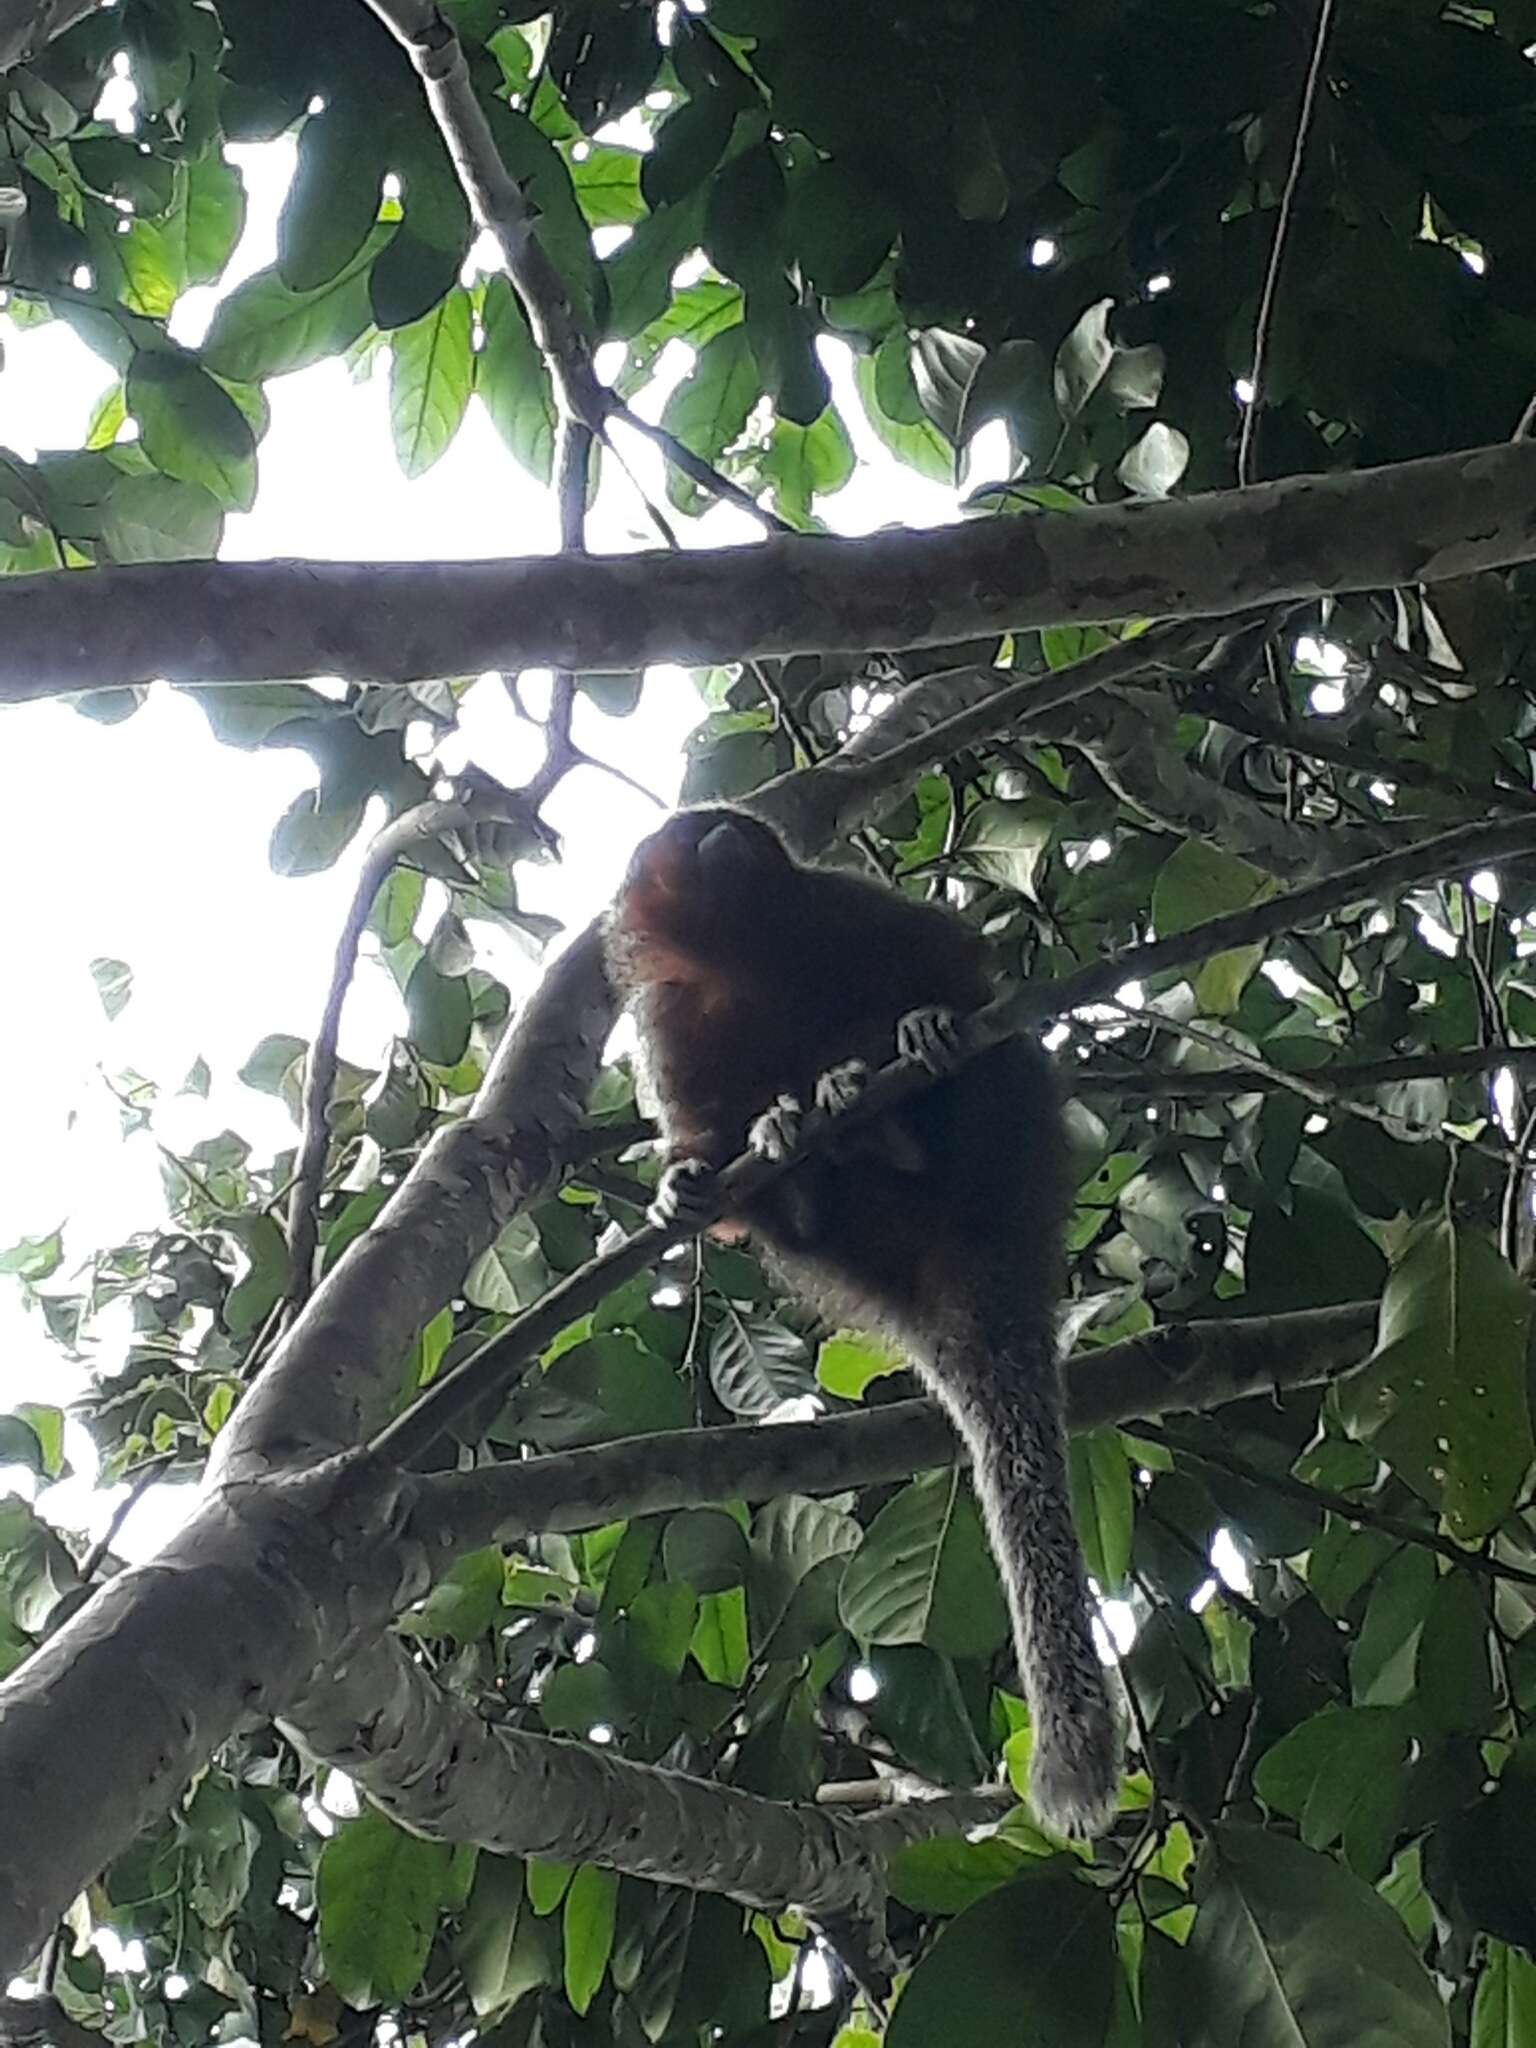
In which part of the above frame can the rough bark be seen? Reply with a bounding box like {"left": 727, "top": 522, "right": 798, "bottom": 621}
{"left": 3, "top": 440, "right": 1536, "bottom": 699}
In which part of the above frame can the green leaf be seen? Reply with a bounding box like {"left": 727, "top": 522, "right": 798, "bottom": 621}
{"left": 127, "top": 352, "right": 258, "bottom": 511}
{"left": 955, "top": 799, "right": 1058, "bottom": 897}
{"left": 94, "top": 472, "right": 223, "bottom": 562}
{"left": 539, "top": 1661, "right": 621, "bottom": 1736}
{"left": 888, "top": 1864, "right": 1115, "bottom": 2048}
{"left": 1187, "top": 1823, "right": 1448, "bottom": 2048}
{"left": 708, "top": 1306, "right": 814, "bottom": 1415}
{"left": 1338, "top": 1222, "right": 1534, "bottom": 1540}
{"left": 1066, "top": 1427, "right": 1133, "bottom": 1595}
{"left": 1350, "top": 1545, "right": 1435, "bottom": 1707}
{"left": 815, "top": 1330, "right": 907, "bottom": 1400}
{"left": 182, "top": 149, "right": 247, "bottom": 287}
{"left": 691, "top": 1588, "right": 750, "bottom": 1686}
{"left": 1472, "top": 1943, "right": 1536, "bottom": 2048}
{"left": 405, "top": 954, "right": 474, "bottom": 1067}
{"left": 838, "top": 1469, "right": 1009, "bottom": 1661}
{"left": 1415, "top": 1569, "right": 1496, "bottom": 1734}
{"left": 526, "top": 1334, "right": 692, "bottom": 1448}
{"left": 1253, "top": 1707, "right": 1412, "bottom": 1877}
{"left": 477, "top": 275, "right": 556, "bottom": 483}
{"left": 0, "top": 1416, "right": 48, "bottom": 1477}
{"left": 888, "top": 1833, "right": 1032, "bottom": 1916}
{"left": 279, "top": 104, "right": 386, "bottom": 292}
{"left": 663, "top": 1508, "right": 751, "bottom": 1594}
{"left": 399, "top": 1547, "right": 506, "bottom": 1644}
{"left": 223, "top": 1214, "right": 289, "bottom": 1338}
{"left": 465, "top": 1214, "right": 550, "bottom": 1314}
{"left": 15, "top": 1404, "right": 65, "bottom": 1479}
{"left": 238, "top": 1032, "right": 306, "bottom": 1101}
{"left": 1152, "top": 838, "right": 1272, "bottom": 1014}
{"left": 456, "top": 1855, "right": 558, "bottom": 2018}
{"left": 390, "top": 289, "right": 474, "bottom": 478}
{"left": 659, "top": 325, "right": 758, "bottom": 498}
{"left": 787, "top": 159, "right": 896, "bottom": 296}
{"left": 563, "top": 1864, "right": 618, "bottom": 2016}
{"left": 570, "top": 143, "right": 645, "bottom": 227}
{"left": 89, "top": 955, "right": 132, "bottom": 1019}
{"left": 317, "top": 1810, "right": 453, "bottom": 2007}
{"left": 526, "top": 1859, "right": 574, "bottom": 1915}
{"left": 203, "top": 229, "right": 388, "bottom": 382}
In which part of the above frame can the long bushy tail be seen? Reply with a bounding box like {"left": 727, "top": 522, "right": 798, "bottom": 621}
{"left": 928, "top": 1321, "right": 1120, "bottom": 1838}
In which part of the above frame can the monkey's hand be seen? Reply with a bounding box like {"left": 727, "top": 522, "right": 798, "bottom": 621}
{"left": 897, "top": 1005, "right": 965, "bottom": 1075}
{"left": 814, "top": 1059, "right": 869, "bottom": 1116}
{"left": 748, "top": 1093, "right": 804, "bottom": 1162}
{"left": 648, "top": 1157, "right": 720, "bottom": 1233}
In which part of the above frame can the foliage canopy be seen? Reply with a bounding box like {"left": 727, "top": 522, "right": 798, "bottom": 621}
{"left": 6, "top": 0, "right": 1536, "bottom": 2045}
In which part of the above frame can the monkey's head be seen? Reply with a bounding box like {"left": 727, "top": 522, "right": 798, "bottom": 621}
{"left": 610, "top": 807, "right": 800, "bottom": 974}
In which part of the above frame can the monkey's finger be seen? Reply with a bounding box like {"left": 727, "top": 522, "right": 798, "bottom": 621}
{"left": 895, "top": 1005, "right": 964, "bottom": 1073}
{"left": 648, "top": 1156, "right": 721, "bottom": 1231}
{"left": 814, "top": 1059, "right": 869, "bottom": 1117}
{"left": 748, "top": 1093, "right": 803, "bottom": 1162}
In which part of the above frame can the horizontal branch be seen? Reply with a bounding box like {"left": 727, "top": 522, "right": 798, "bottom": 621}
{"left": 1080, "top": 1044, "right": 1536, "bottom": 1100}
{"left": 6, "top": 440, "right": 1536, "bottom": 696}
{"left": 278, "top": 1304, "right": 1375, "bottom": 1919}
{"left": 409, "top": 1302, "right": 1378, "bottom": 1554}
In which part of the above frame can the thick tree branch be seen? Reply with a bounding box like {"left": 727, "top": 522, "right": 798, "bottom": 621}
{"left": 282, "top": 1647, "right": 1009, "bottom": 1930}
{"left": 5, "top": 440, "right": 1536, "bottom": 698}
{"left": 212, "top": 931, "right": 613, "bottom": 1480}
{"left": 406, "top": 1303, "right": 1380, "bottom": 1555}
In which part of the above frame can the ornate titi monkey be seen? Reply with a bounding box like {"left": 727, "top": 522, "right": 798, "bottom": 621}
{"left": 605, "top": 805, "right": 1119, "bottom": 1836}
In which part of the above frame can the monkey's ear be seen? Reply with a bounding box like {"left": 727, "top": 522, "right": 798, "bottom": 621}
{"left": 695, "top": 812, "right": 789, "bottom": 877}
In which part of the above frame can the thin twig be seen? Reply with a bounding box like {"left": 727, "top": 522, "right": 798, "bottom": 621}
{"left": 284, "top": 781, "right": 541, "bottom": 1316}
{"left": 1236, "top": 0, "right": 1338, "bottom": 484}
{"left": 1149, "top": 1425, "right": 1536, "bottom": 1591}
{"left": 1079, "top": 1043, "right": 1536, "bottom": 1102}
{"left": 78, "top": 1453, "right": 174, "bottom": 1582}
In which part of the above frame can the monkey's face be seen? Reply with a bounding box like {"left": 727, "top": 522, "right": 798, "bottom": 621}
{"left": 616, "top": 807, "right": 797, "bottom": 963}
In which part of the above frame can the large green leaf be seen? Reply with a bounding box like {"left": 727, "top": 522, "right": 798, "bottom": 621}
{"left": 1338, "top": 1221, "right": 1533, "bottom": 1541}
{"left": 316, "top": 1811, "right": 453, "bottom": 2007}
{"left": 888, "top": 1863, "right": 1115, "bottom": 2048}
{"left": 1187, "top": 1824, "right": 1448, "bottom": 2048}
{"left": 1253, "top": 1706, "right": 1412, "bottom": 1876}
{"left": 389, "top": 288, "right": 474, "bottom": 478}
{"left": 838, "top": 1469, "right": 1009, "bottom": 1661}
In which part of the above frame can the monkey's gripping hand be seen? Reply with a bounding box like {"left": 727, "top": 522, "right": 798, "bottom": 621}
{"left": 896, "top": 1005, "right": 965, "bottom": 1074}
{"left": 648, "top": 1156, "right": 721, "bottom": 1234}
{"left": 748, "top": 1061, "right": 869, "bottom": 1165}
{"left": 748, "top": 1092, "right": 805, "bottom": 1163}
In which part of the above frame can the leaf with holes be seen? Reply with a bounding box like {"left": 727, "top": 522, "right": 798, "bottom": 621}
{"left": 1337, "top": 1220, "right": 1532, "bottom": 1541}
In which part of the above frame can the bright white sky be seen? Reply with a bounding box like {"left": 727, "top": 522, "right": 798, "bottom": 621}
{"left": 0, "top": 133, "right": 977, "bottom": 1553}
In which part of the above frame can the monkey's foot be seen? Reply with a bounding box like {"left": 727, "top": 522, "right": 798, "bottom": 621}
{"left": 814, "top": 1059, "right": 868, "bottom": 1117}
{"left": 897, "top": 1005, "right": 964, "bottom": 1074}
{"left": 649, "top": 1157, "right": 719, "bottom": 1232}
{"left": 749, "top": 1093, "right": 803, "bottom": 1162}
